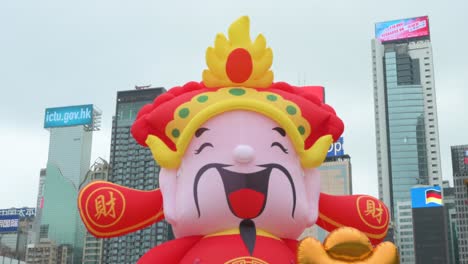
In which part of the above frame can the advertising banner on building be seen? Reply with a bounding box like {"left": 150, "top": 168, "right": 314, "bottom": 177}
{"left": 44, "top": 104, "right": 93, "bottom": 128}
{"left": 0, "top": 207, "right": 36, "bottom": 219}
{"left": 375, "top": 16, "right": 429, "bottom": 43}
{"left": 327, "top": 137, "right": 344, "bottom": 157}
{"left": 0, "top": 214, "right": 19, "bottom": 233}
{"left": 411, "top": 186, "right": 442, "bottom": 208}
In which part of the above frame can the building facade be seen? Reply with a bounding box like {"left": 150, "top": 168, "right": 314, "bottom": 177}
{"left": 0, "top": 208, "right": 35, "bottom": 261}
{"left": 26, "top": 239, "right": 58, "bottom": 264}
{"left": 102, "top": 87, "right": 171, "bottom": 264}
{"left": 410, "top": 186, "right": 449, "bottom": 264}
{"left": 299, "top": 155, "right": 352, "bottom": 241}
{"left": 442, "top": 181, "right": 460, "bottom": 264}
{"left": 372, "top": 16, "right": 443, "bottom": 220}
{"left": 39, "top": 104, "right": 101, "bottom": 264}
{"left": 452, "top": 145, "right": 468, "bottom": 262}
{"left": 81, "top": 158, "right": 109, "bottom": 264}
{"left": 29, "top": 169, "right": 47, "bottom": 245}
{"left": 394, "top": 201, "right": 414, "bottom": 263}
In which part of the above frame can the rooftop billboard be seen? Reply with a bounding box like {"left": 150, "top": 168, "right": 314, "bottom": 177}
{"left": 327, "top": 137, "right": 344, "bottom": 158}
{"left": 375, "top": 16, "right": 429, "bottom": 43}
{"left": 44, "top": 104, "right": 93, "bottom": 128}
{"left": 0, "top": 214, "right": 19, "bottom": 233}
{"left": 411, "top": 186, "right": 442, "bottom": 209}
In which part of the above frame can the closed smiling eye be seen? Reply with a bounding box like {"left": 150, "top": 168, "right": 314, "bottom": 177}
{"left": 194, "top": 143, "right": 214, "bottom": 154}
{"left": 271, "top": 142, "right": 288, "bottom": 154}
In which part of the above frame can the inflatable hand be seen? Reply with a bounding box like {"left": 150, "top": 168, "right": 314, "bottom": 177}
{"left": 78, "top": 181, "right": 164, "bottom": 238}
{"left": 297, "top": 227, "right": 399, "bottom": 264}
{"left": 317, "top": 193, "right": 390, "bottom": 246}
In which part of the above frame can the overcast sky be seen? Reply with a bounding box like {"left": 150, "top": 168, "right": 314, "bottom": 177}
{"left": 1, "top": 0, "right": 467, "bottom": 209}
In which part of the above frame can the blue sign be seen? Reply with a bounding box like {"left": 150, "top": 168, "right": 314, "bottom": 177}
{"left": 327, "top": 137, "right": 344, "bottom": 157}
{"left": 44, "top": 104, "right": 93, "bottom": 128}
{"left": 0, "top": 208, "right": 35, "bottom": 218}
{"left": 411, "top": 186, "right": 442, "bottom": 209}
{"left": 0, "top": 215, "right": 19, "bottom": 233}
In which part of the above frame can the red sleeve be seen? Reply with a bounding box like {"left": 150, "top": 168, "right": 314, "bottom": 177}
{"left": 78, "top": 181, "right": 165, "bottom": 238}
{"left": 283, "top": 238, "right": 298, "bottom": 253}
{"left": 316, "top": 193, "right": 390, "bottom": 245}
{"left": 137, "top": 236, "right": 202, "bottom": 264}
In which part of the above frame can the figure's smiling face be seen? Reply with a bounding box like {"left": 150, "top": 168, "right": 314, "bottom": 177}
{"left": 159, "top": 110, "right": 320, "bottom": 239}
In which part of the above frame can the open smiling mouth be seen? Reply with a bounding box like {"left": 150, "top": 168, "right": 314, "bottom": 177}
{"left": 193, "top": 163, "right": 297, "bottom": 220}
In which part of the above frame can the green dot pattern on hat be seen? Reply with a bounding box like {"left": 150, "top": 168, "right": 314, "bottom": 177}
{"left": 266, "top": 94, "right": 277, "bottom": 101}
{"left": 179, "top": 108, "right": 190, "bottom": 118}
{"left": 172, "top": 129, "right": 180, "bottom": 138}
{"left": 298, "top": 125, "right": 305, "bottom": 135}
{"left": 197, "top": 95, "right": 209, "bottom": 103}
{"left": 229, "top": 88, "right": 246, "bottom": 96}
{"left": 286, "top": 105, "right": 297, "bottom": 115}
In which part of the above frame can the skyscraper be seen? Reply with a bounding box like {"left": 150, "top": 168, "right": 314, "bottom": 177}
{"left": 102, "top": 87, "right": 170, "bottom": 264}
{"left": 372, "top": 16, "right": 442, "bottom": 217}
{"left": 40, "top": 104, "right": 101, "bottom": 264}
{"left": 452, "top": 144, "right": 468, "bottom": 262}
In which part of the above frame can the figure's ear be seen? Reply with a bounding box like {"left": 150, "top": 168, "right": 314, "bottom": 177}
{"left": 303, "top": 168, "right": 321, "bottom": 226}
{"left": 159, "top": 168, "right": 177, "bottom": 224}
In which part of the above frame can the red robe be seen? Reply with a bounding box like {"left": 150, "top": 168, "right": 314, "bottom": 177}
{"left": 138, "top": 230, "right": 298, "bottom": 264}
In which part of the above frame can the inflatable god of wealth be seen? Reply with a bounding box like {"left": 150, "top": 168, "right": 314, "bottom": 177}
{"left": 78, "top": 16, "right": 399, "bottom": 264}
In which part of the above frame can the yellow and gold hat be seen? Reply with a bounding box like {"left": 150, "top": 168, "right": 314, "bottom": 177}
{"left": 131, "top": 16, "right": 344, "bottom": 169}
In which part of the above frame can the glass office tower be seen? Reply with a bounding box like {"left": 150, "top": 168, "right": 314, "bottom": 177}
{"left": 102, "top": 87, "right": 171, "bottom": 264}
{"left": 372, "top": 16, "right": 442, "bottom": 215}
{"left": 372, "top": 17, "right": 443, "bottom": 263}
{"left": 40, "top": 104, "right": 101, "bottom": 264}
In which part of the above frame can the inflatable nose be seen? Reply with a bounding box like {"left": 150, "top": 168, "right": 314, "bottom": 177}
{"left": 233, "top": 145, "right": 255, "bottom": 164}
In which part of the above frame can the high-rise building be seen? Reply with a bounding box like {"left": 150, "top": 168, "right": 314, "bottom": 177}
{"left": 299, "top": 154, "right": 352, "bottom": 241}
{"left": 372, "top": 16, "right": 442, "bottom": 217}
{"left": 39, "top": 104, "right": 101, "bottom": 264}
{"left": 102, "top": 87, "right": 171, "bottom": 264}
{"left": 452, "top": 145, "right": 468, "bottom": 262}
{"left": 81, "top": 158, "right": 109, "bottom": 264}
{"left": 442, "top": 180, "right": 460, "bottom": 264}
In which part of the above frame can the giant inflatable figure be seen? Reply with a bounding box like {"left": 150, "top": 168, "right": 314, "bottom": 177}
{"left": 78, "top": 17, "right": 399, "bottom": 263}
